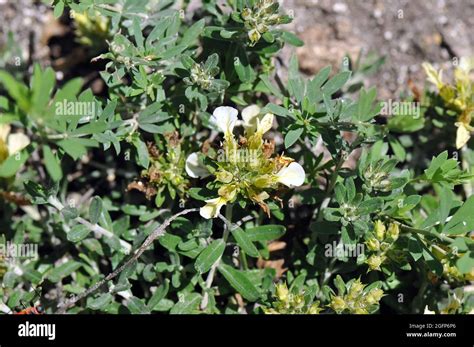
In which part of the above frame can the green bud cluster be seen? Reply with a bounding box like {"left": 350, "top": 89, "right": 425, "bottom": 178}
{"left": 263, "top": 282, "right": 323, "bottom": 314}
{"left": 365, "top": 220, "right": 400, "bottom": 271}
{"left": 186, "top": 62, "right": 218, "bottom": 91}
{"left": 329, "top": 279, "right": 384, "bottom": 314}
{"left": 128, "top": 132, "right": 190, "bottom": 206}
{"left": 240, "top": 1, "right": 291, "bottom": 46}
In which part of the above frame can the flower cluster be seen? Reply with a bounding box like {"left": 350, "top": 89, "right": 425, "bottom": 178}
{"left": 365, "top": 220, "right": 400, "bottom": 271}
{"left": 186, "top": 105, "right": 305, "bottom": 219}
{"left": 329, "top": 279, "right": 384, "bottom": 314}
{"left": 440, "top": 258, "right": 474, "bottom": 283}
{"left": 422, "top": 58, "right": 474, "bottom": 149}
{"left": 71, "top": 11, "right": 110, "bottom": 50}
{"left": 128, "top": 132, "right": 190, "bottom": 206}
{"left": 240, "top": 0, "right": 291, "bottom": 45}
{"left": 263, "top": 282, "right": 323, "bottom": 314}
{"left": 185, "top": 62, "right": 218, "bottom": 91}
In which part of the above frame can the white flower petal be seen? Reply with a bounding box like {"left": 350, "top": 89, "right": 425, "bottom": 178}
{"left": 257, "top": 113, "right": 274, "bottom": 135}
{"left": 276, "top": 162, "right": 305, "bottom": 187}
{"left": 210, "top": 106, "right": 238, "bottom": 136}
{"left": 200, "top": 197, "right": 226, "bottom": 219}
{"left": 0, "top": 124, "right": 11, "bottom": 142}
{"left": 455, "top": 122, "right": 471, "bottom": 149}
{"left": 7, "top": 133, "right": 30, "bottom": 155}
{"left": 242, "top": 105, "right": 261, "bottom": 128}
{"left": 185, "top": 152, "right": 210, "bottom": 178}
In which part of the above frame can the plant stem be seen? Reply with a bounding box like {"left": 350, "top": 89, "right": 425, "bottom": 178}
{"left": 314, "top": 150, "right": 346, "bottom": 221}
{"left": 56, "top": 208, "right": 199, "bottom": 313}
{"left": 200, "top": 204, "right": 233, "bottom": 311}
{"left": 48, "top": 196, "right": 132, "bottom": 253}
{"left": 389, "top": 219, "right": 455, "bottom": 244}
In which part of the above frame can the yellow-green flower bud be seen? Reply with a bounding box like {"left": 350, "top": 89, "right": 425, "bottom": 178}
{"left": 215, "top": 170, "right": 233, "bottom": 184}
{"left": 387, "top": 223, "right": 400, "bottom": 241}
{"left": 353, "top": 307, "right": 368, "bottom": 314}
{"left": 374, "top": 220, "right": 386, "bottom": 241}
{"left": 366, "top": 237, "right": 380, "bottom": 251}
{"left": 330, "top": 296, "right": 346, "bottom": 313}
{"left": 349, "top": 279, "right": 365, "bottom": 298}
{"left": 241, "top": 8, "right": 252, "bottom": 20}
{"left": 248, "top": 29, "right": 261, "bottom": 43}
{"left": 366, "top": 255, "right": 383, "bottom": 271}
{"left": 308, "top": 302, "right": 323, "bottom": 314}
{"left": 275, "top": 282, "right": 289, "bottom": 302}
{"left": 366, "top": 288, "right": 384, "bottom": 305}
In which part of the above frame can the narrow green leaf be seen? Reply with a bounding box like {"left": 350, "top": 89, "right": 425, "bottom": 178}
{"left": 170, "top": 293, "right": 201, "bottom": 314}
{"left": 48, "top": 261, "right": 82, "bottom": 283}
{"left": 89, "top": 196, "right": 103, "bottom": 225}
{"left": 218, "top": 264, "right": 260, "bottom": 301}
{"left": 43, "top": 145, "right": 62, "bottom": 181}
{"left": 195, "top": 239, "right": 225, "bottom": 274}
{"left": 246, "top": 225, "right": 286, "bottom": 241}
{"left": 67, "top": 224, "right": 91, "bottom": 243}
{"left": 231, "top": 228, "right": 259, "bottom": 258}
{"left": 284, "top": 127, "right": 304, "bottom": 148}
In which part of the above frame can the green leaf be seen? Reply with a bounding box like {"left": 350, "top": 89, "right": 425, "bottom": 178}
{"left": 87, "top": 293, "right": 113, "bottom": 310}
{"left": 133, "top": 138, "right": 149, "bottom": 169}
{"left": 408, "top": 236, "right": 423, "bottom": 261}
{"left": 188, "top": 187, "right": 214, "bottom": 201}
{"left": 218, "top": 264, "right": 260, "bottom": 301}
{"left": 170, "top": 293, "right": 201, "bottom": 314}
{"left": 284, "top": 127, "right": 304, "bottom": 148}
{"left": 181, "top": 19, "right": 205, "bottom": 46}
{"left": 424, "top": 151, "right": 448, "bottom": 180}
{"left": 194, "top": 239, "right": 225, "bottom": 274}
{"left": 127, "top": 297, "right": 150, "bottom": 314}
{"left": 0, "top": 150, "right": 29, "bottom": 177}
{"left": 48, "top": 261, "right": 82, "bottom": 283}
{"left": 443, "top": 195, "right": 474, "bottom": 235}
{"left": 456, "top": 251, "right": 474, "bottom": 274}
{"left": 43, "top": 145, "right": 63, "bottom": 181}
{"left": 231, "top": 227, "right": 259, "bottom": 258}
{"left": 67, "top": 224, "right": 91, "bottom": 243}
{"left": 57, "top": 139, "right": 88, "bottom": 160}
{"left": 53, "top": 1, "right": 65, "bottom": 18}
{"left": 89, "top": 196, "right": 103, "bottom": 225}
{"left": 245, "top": 225, "right": 286, "bottom": 241}
{"left": 322, "top": 71, "right": 351, "bottom": 96}
{"left": 132, "top": 18, "right": 144, "bottom": 50}
{"left": 148, "top": 280, "right": 170, "bottom": 310}
{"left": 261, "top": 103, "right": 293, "bottom": 118}
{"left": 279, "top": 31, "right": 304, "bottom": 46}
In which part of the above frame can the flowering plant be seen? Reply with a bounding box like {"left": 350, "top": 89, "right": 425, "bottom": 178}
{"left": 0, "top": 0, "right": 472, "bottom": 317}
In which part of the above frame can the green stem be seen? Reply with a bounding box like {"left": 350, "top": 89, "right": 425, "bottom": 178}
{"left": 314, "top": 151, "right": 346, "bottom": 221}
{"left": 241, "top": 250, "right": 249, "bottom": 270}
{"left": 222, "top": 203, "right": 233, "bottom": 241}
{"left": 389, "top": 219, "right": 455, "bottom": 244}
{"left": 200, "top": 203, "right": 233, "bottom": 311}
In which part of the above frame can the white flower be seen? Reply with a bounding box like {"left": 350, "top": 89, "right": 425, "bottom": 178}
{"left": 256, "top": 113, "right": 274, "bottom": 135}
{"left": 0, "top": 124, "right": 30, "bottom": 160}
{"left": 210, "top": 106, "right": 238, "bottom": 139}
{"left": 185, "top": 152, "right": 210, "bottom": 178}
{"left": 200, "top": 197, "right": 227, "bottom": 219}
{"left": 276, "top": 162, "right": 305, "bottom": 187}
{"left": 242, "top": 105, "right": 261, "bottom": 130}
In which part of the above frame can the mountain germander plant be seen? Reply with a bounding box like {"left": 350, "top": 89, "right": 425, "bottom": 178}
{"left": 0, "top": 0, "right": 472, "bottom": 316}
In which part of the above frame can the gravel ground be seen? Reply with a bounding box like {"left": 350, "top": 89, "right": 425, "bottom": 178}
{"left": 284, "top": 0, "right": 474, "bottom": 99}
